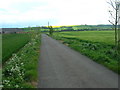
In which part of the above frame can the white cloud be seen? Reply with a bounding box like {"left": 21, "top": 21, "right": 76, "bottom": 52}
{"left": 0, "top": 0, "right": 110, "bottom": 27}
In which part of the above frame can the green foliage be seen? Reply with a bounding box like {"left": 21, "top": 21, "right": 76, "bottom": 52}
{"left": 0, "top": 34, "right": 1, "bottom": 63}
{"left": 48, "top": 26, "right": 54, "bottom": 36}
{"left": 52, "top": 31, "right": 120, "bottom": 74}
{"left": 2, "top": 33, "right": 31, "bottom": 63}
{"left": 42, "top": 25, "right": 113, "bottom": 32}
{"left": 2, "top": 32, "right": 41, "bottom": 88}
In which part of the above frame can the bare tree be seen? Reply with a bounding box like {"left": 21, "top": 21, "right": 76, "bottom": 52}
{"left": 107, "top": 0, "right": 120, "bottom": 50}
{"left": 118, "top": 4, "right": 120, "bottom": 52}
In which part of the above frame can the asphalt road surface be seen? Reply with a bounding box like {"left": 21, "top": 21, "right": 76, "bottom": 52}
{"left": 38, "top": 34, "right": 119, "bottom": 88}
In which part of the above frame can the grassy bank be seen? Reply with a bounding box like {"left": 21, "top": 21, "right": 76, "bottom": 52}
{"left": 52, "top": 31, "right": 120, "bottom": 74}
{"left": 2, "top": 32, "right": 41, "bottom": 88}
{"left": 0, "top": 34, "right": 2, "bottom": 88}
{"left": 0, "top": 34, "right": 2, "bottom": 63}
{"left": 2, "top": 33, "right": 31, "bottom": 63}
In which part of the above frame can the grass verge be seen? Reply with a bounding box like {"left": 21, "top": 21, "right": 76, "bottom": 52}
{"left": 2, "top": 32, "right": 41, "bottom": 88}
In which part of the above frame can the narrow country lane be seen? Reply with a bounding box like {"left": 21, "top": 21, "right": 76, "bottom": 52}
{"left": 38, "top": 34, "right": 118, "bottom": 88}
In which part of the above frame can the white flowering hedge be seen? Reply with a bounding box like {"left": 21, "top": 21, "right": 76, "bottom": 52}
{"left": 2, "top": 33, "right": 41, "bottom": 88}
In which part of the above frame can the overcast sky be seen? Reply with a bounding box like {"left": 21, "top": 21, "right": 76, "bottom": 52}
{"left": 0, "top": 0, "right": 110, "bottom": 28}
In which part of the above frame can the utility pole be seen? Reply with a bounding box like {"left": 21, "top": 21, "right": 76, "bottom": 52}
{"left": 48, "top": 22, "right": 49, "bottom": 28}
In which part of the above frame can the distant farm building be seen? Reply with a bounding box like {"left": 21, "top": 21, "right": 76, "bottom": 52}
{"left": 1, "top": 28, "right": 23, "bottom": 34}
{"left": 0, "top": 28, "right": 2, "bottom": 34}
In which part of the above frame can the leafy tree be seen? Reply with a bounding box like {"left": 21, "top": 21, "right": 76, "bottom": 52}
{"left": 48, "top": 22, "right": 54, "bottom": 36}
{"left": 49, "top": 26, "right": 54, "bottom": 36}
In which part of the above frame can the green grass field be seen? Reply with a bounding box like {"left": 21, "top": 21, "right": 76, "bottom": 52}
{"left": 2, "top": 33, "right": 31, "bottom": 63}
{"left": 3, "top": 32, "right": 41, "bottom": 88}
{"left": 52, "top": 30, "right": 120, "bottom": 74}
{"left": 54, "top": 31, "right": 115, "bottom": 45}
